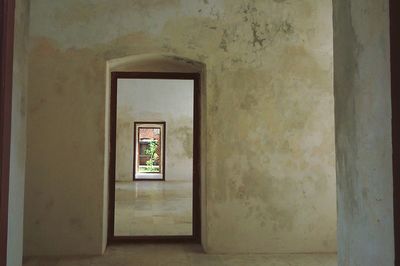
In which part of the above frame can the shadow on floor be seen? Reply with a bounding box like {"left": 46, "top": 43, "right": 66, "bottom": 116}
{"left": 23, "top": 244, "right": 337, "bottom": 266}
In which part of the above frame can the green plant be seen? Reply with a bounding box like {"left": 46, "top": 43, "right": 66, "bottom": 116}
{"left": 145, "top": 140, "right": 159, "bottom": 171}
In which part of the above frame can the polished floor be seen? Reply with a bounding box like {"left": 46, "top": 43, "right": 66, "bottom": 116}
{"left": 135, "top": 173, "right": 163, "bottom": 180}
{"left": 115, "top": 180, "right": 192, "bottom": 236}
{"left": 23, "top": 244, "right": 337, "bottom": 266}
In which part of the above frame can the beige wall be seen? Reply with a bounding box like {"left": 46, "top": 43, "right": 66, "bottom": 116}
{"left": 8, "top": 0, "right": 29, "bottom": 265}
{"left": 25, "top": 0, "right": 336, "bottom": 255}
{"left": 333, "top": 0, "right": 394, "bottom": 265}
{"left": 116, "top": 79, "right": 194, "bottom": 181}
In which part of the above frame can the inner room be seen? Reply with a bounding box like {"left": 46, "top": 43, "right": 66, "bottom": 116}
{"left": 113, "top": 75, "right": 196, "bottom": 238}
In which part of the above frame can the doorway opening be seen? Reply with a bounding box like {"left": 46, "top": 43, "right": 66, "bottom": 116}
{"left": 108, "top": 72, "right": 201, "bottom": 242}
{"left": 134, "top": 122, "right": 166, "bottom": 181}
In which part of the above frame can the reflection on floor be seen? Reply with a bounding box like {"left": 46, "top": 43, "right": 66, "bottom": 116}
{"left": 23, "top": 244, "right": 338, "bottom": 266}
{"left": 135, "top": 173, "right": 163, "bottom": 180}
{"left": 115, "top": 180, "right": 192, "bottom": 236}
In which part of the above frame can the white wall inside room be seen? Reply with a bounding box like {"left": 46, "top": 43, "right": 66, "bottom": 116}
{"left": 116, "top": 79, "right": 194, "bottom": 182}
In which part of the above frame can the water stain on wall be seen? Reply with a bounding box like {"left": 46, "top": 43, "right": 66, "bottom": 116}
{"left": 25, "top": 0, "right": 336, "bottom": 255}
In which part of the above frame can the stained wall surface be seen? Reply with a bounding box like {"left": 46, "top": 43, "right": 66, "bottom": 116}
{"left": 333, "top": 0, "right": 394, "bottom": 265}
{"left": 8, "top": 0, "right": 29, "bottom": 265}
{"left": 25, "top": 0, "right": 336, "bottom": 255}
{"left": 116, "top": 79, "right": 193, "bottom": 181}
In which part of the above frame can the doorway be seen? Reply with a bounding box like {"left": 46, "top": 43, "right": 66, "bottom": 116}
{"left": 108, "top": 72, "right": 201, "bottom": 242}
{"left": 134, "top": 122, "right": 166, "bottom": 181}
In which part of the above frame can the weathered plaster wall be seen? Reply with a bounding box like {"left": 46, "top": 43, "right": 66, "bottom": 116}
{"left": 8, "top": 0, "right": 29, "bottom": 265}
{"left": 333, "top": 0, "right": 394, "bottom": 265}
{"left": 25, "top": 0, "right": 336, "bottom": 255}
{"left": 116, "top": 79, "right": 193, "bottom": 181}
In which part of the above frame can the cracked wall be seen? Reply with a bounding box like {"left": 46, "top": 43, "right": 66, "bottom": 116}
{"left": 24, "top": 0, "right": 336, "bottom": 255}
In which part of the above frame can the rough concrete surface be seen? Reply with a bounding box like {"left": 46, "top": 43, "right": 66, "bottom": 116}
{"left": 333, "top": 0, "right": 394, "bottom": 265}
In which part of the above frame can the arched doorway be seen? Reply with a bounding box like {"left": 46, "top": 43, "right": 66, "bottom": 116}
{"left": 106, "top": 55, "right": 205, "bottom": 244}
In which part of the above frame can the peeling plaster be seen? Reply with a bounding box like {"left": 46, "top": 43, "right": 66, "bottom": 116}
{"left": 25, "top": 0, "right": 336, "bottom": 255}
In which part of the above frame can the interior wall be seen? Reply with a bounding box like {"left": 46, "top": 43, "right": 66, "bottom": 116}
{"left": 8, "top": 0, "right": 29, "bottom": 265}
{"left": 25, "top": 0, "right": 336, "bottom": 255}
{"left": 333, "top": 0, "right": 394, "bottom": 265}
{"left": 116, "top": 79, "right": 193, "bottom": 182}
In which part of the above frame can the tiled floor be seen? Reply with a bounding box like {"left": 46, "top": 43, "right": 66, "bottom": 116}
{"left": 23, "top": 244, "right": 337, "bottom": 266}
{"left": 115, "top": 180, "right": 192, "bottom": 236}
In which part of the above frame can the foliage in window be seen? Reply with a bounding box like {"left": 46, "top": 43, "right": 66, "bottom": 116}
{"left": 145, "top": 140, "right": 159, "bottom": 171}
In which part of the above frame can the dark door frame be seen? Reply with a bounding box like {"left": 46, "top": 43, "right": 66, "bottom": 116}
{"left": 108, "top": 71, "right": 201, "bottom": 243}
{"left": 390, "top": 0, "right": 400, "bottom": 264}
{"left": 0, "top": 0, "right": 15, "bottom": 265}
{"left": 133, "top": 121, "right": 166, "bottom": 181}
